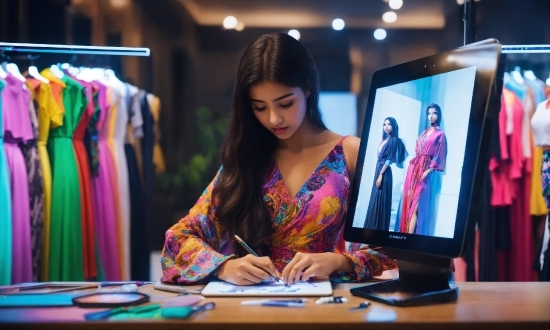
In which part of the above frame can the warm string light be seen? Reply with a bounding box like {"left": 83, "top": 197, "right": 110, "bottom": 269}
{"left": 223, "top": 16, "right": 245, "bottom": 31}
{"left": 382, "top": 11, "right": 397, "bottom": 23}
{"left": 223, "top": 16, "right": 238, "bottom": 29}
{"left": 388, "top": 0, "right": 403, "bottom": 10}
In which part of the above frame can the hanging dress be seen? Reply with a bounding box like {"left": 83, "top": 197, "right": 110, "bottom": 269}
{"left": 37, "top": 69, "right": 64, "bottom": 281}
{"left": 147, "top": 94, "right": 166, "bottom": 174}
{"left": 126, "top": 84, "right": 148, "bottom": 280}
{"left": 0, "top": 78, "right": 13, "bottom": 285}
{"left": 103, "top": 84, "right": 125, "bottom": 279}
{"left": 47, "top": 75, "right": 86, "bottom": 281}
{"left": 109, "top": 79, "right": 131, "bottom": 280}
{"left": 91, "top": 81, "right": 121, "bottom": 281}
{"left": 3, "top": 73, "right": 33, "bottom": 283}
{"left": 22, "top": 77, "right": 44, "bottom": 281}
{"left": 141, "top": 91, "right": 155, "bottom": 263}
{"left": 70, "top": 76, "right": 97, "bottom": 280}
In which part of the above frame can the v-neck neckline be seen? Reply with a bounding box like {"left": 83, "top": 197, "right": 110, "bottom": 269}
{"left": 378, "top": 138, "right": 388, "bottom": 155}
{"left": 272, "top": 137, "right": 345, "bottom": 200}
{"left": 423, "top": 127, "right": 437, "bottom": 145}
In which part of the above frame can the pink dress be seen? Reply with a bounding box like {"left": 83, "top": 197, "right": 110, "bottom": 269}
{"left": 91, "top": 81, "right": 121, "bottom": 280}
{"left": 399, "top": 127, "right": 446, "bottom": 235}
{"left": 2, "top": 73, "right": 33, "bottom": 283}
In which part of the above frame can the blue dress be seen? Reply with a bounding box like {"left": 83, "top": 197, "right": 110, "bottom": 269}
{"left": 364, "top": 136, "right": 405, "bottom": 231}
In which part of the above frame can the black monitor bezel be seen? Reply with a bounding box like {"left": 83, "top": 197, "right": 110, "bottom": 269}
{"left": 343, "top": 42, "right": 501, "bottom": 258}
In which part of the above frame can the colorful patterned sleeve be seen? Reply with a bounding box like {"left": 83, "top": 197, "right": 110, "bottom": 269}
{"left": 334, "top": 240, "right": 397, "bottom": 281}
{"left": 161, "top": 168, "right": 235, "bottom": 284}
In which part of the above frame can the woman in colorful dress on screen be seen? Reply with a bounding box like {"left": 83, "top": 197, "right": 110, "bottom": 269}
{"left": 398, "top": 104, "right": 447, "bottom": 235}
{"left": 364, "top": 117, "right": 407, "bottom": 231}
{"left": 161, "top": 33, "right": 396, "bottom": 286}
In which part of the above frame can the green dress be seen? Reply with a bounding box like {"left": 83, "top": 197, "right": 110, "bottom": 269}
{"left": 47, "top": 76, "right": 86, "bottom": 280}
{"left": 0, "top": 78, "right": 13, "bottom": 285}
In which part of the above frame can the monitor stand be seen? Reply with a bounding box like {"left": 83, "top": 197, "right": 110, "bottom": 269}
{"left": 350, "top": 248, "right": 457, "bottom": 307}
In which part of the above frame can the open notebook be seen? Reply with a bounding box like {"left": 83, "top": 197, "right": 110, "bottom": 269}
{"left": 201, "top": 279, "right": 333, "bottom": 297}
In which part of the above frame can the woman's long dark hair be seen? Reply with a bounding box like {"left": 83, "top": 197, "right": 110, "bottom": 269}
{"left": 212, "top": 33, "right": 326, "bottom": 257}
{"left": 382, "top": 117, "right": 407, "bottom": 167}
{"left": 426, "top": 103, "right": 442, "bottom": 126}
{"left": 382, "top": 117, "right": 400, "bottom": 140}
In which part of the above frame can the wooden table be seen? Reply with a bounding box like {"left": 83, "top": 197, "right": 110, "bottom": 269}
{"left": 1, "top": 282, "right": 549, "bottom": 330}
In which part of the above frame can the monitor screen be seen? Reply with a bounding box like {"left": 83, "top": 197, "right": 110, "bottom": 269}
{"left": 352, "top": 66, "right": 476, "bottom": 238}
{"left": 344, "top": 41, "right": 502, "bottom": 259}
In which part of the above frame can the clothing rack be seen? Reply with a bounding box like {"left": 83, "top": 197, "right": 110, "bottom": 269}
{"left": 0, "top": 40, "right": 155, "bottom": 284}
{"left": 0, "top": 42, "right": 150, "bottom": 56}
{"left": 502, "top": 45, "right": 550, "bottom": 54}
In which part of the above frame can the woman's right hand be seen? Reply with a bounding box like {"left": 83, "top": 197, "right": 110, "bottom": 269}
{"left": 217, "top": 254, "right": 279, "bottom": 285}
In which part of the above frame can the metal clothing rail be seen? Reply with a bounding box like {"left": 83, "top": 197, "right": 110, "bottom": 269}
{"left": 0, "top": 42, "right": 150, "bottom": 56}
{"left": 502, "top": 45, "right": 550, "bottom": 54}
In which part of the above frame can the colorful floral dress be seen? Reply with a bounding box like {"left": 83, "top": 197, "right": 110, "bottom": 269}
{"left": 161, "top": 136, "right": 396, "bottom": 284}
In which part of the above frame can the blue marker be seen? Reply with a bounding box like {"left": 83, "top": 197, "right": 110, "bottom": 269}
{"left": 241, "top": 300, "right": 305, "bottom": 308}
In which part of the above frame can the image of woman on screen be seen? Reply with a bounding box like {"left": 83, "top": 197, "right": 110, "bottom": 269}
{"left": 364, "top": 117, "right": 407, "bottom": 230}
{"left": 398, "top": 104, "right": 447, "bottom": 235}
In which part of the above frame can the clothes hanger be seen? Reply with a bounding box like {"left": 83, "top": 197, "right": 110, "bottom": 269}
{"left": 0, "top": 52, "right": 9, "bottom": 78}
{"left": 50, "top": 64, "right": 65, "bottom": 79}
{"left": 76, "top": 67, "right": 94, "bottom": 82}
{"left": 523, "top": 70, "right": 537, "bottom": 81}
{"left": 6, "top": 63, "right": 27, "bottom": 82}
{"left": 28, "top": 65, "right": 50, "bottom": 83}
{"left": 0, "top": 63, "right": 6, "bottom": 79}
{"left": 511, "top": 66, "right": 524, "bottom": 84}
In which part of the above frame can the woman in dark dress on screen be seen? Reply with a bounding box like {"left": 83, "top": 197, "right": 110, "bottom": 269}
{"left": 364, "top": 117, "right": 407, "bottom": 230}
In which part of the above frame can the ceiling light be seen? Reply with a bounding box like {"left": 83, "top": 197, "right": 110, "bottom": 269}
{"left": 332, "top": 18, "right": 345, "bottom": 30}
{"left": 110, "top": 0, "right": 129, "bottom": 8}
{"left": 223, "top": 16, "right": 238, "bottom": 29}
{"left": 374, "top": 29, "right": 387, "bottom": 40}
{"left": 389, "top": 0, "right": 403, "bottom": 10}
{"left": 456, "top": 0, "right": 465, "bottom": 4}
{"left": 382, "top": 11, "right": 397, "bottom": 23}
{"left": 288, "top": 29, "right": 300, "bottom": 40}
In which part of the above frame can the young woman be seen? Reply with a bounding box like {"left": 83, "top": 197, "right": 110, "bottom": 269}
{"left": 161, "top": 33, "right": 396, "bottom": 286}
{"left": 364, "top": 117, "right": 407, "bottom": 231}
{"left": 398, "top": 104, "right": 447, "bottom": 235}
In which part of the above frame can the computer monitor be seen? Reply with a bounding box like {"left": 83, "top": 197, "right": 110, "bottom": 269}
{"left": 343, "top": 40, "right": 503, "bottom": 306}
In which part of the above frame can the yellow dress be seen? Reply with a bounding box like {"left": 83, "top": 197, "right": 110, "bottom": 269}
{"left": 531, "top": 143, "right": 548, "bottom": 215}
{"left": 28, "top": 71, "right": 64, "bottom": 281}
{"left": 147, "top": 93, "right": 166, "bottom": 173}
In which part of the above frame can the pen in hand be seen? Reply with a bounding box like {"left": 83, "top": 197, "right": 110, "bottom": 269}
{"left": 234, "top": 235, "right": 281, "bottom": 282}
